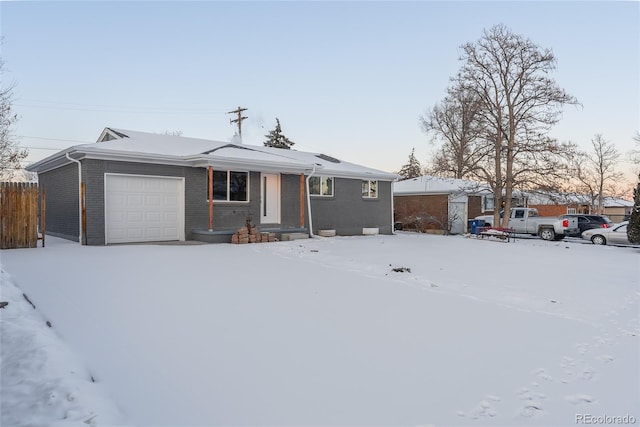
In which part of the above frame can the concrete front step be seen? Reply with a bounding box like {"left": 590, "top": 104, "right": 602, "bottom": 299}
{"left": 280, "top": 232, "right": 310, "bottom": 241}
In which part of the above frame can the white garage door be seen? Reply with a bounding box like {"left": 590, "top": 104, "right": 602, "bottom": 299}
{"left": 105, "top": 174, "right": 185, "bottom": 244}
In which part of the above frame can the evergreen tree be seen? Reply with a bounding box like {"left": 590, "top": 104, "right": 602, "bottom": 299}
{"left": 627, "top": 174, "right": 640, "bottom": 244}
{"left": 398, "top": 148, "right": 422, "bottom": 180}
{"left": 263, "top": 118, "right": 294, "bottom": 149}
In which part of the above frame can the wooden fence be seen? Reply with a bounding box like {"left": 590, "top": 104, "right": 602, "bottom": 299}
{"left": 0, "top": 182, "right": 46, "bottom": 249}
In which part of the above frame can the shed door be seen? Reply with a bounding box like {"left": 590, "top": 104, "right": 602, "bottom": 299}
{"left": 105, "top": 174, "right": 185, "bottom": 244}
{"left": 448, "top": 201, "right": 467, "bottom": 235}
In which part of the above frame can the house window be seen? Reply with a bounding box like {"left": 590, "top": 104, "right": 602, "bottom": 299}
{"left": 309, "top": 176, "right": 333, "bottom": 196}
{"left": 567, "top": 208, "right": 576, "bottom": 214}
{"left": 207, "top": 170, "right": 248, "bottom": 202}
{"left": 362, "top": 180, "right": 378, "bottom": 198}
{"left": 483, "top": 195, "right": 495, "bottom": 212}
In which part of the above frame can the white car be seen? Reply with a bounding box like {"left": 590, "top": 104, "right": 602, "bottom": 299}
{"left": 581, "top": 221, "right": 631, "bottom": 245}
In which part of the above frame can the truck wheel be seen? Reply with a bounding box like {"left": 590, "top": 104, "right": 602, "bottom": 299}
{"left": 591, "top": 235, "right": 607, "bottom": 245}
{"left": 539, "top": 228, "right": 555, "bottom": 241}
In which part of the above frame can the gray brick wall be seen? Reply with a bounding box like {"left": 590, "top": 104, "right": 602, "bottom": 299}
{"left": 40, "top": 160, "right": 392, "bottom": 244}
{"left": 82, "top": 159, "right": 209, "bottom": 245}
{"left": 310, "top": 178, "right": 392, "bottom": 235}
{"left": 39, "top": 163, "right": 80, "bottom": 241}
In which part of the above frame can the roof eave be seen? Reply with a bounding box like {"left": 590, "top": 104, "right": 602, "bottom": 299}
{"left": 188, "top": 155, "right": 317, "bottom": 173}
{"left": 327, "top": 171, "right": 399, "bottom": 181}
{"left": 25, "top": 148, "right": 77, "bottom": 173}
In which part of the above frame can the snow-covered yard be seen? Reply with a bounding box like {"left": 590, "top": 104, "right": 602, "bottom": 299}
{"left": 1, "top": 233, "right": 638, "bottom": 426}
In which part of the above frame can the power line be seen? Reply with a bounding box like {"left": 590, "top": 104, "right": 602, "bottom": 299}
{"left": 18, "top": 135, "right": 92, "bottom": 143}
{"left": 15, "top": 103, "right": 224, "bottom": 115}
{"left": 16, "top": 98, "right": 229, "bottom": 114}
{"left": 19, "top": 146, "right": 66, "bottom": 150}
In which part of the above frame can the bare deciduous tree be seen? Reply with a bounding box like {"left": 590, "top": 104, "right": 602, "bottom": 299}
{"left": 572, "top": 134, "right": 624, "bottom": 214}
{"left": 630, "top": 131, "right": 640, "bottom": 168}
{"left": 0, "top": 57, "right": 27, "bottom": 180}
{"left": 421, "top": 84, "right": 488, "bottom": 179}
{"left": 454, "top": 24, "right": 579, "bottom": 227}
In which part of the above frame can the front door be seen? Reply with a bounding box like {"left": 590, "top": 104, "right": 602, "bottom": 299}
{"left": 261, "top": 173, "right": 281, "bottom": 224}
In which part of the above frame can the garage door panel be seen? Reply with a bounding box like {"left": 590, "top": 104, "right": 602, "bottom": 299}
{"left": 127, "top": 179, "right": 145, "bottom": 191}
{"left": 146, "top": 212, "right": 162, "bottom": 222}
{"left": 144, "top": 228, "right": 162, "bottom": 239}
{"left": 145, "top": 195, "right": 162, "bottom": 208}
{"left": 105, "top": 175, "right": 184, "bottom": 244}
{"left": 164, "top": 212, "right": 178, "bottom": 221}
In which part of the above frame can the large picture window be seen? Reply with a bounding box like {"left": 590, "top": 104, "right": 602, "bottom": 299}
{"left": 207, "top": 170, "right": 248, "bottom": 202}
{"left": 362, "top": 180, "right": 378, "bottom": 198}
{"left": 309, "top": 176, "right": 334, "bottom": 196}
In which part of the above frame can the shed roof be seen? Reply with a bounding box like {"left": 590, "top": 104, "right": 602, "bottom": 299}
{"left": 393, "top": 175, "right": 491, "bottom": 195}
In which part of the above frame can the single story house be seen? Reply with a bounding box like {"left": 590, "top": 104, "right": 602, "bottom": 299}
{"left": 600, "top": 197, "right": 633, "bottom": 222}
{"left": 525, "top": 193, "right": 633, "bottom": 222}
{"left": 525, "top": 192, "right": 591, "bottom": 217}
{"left": 393, "top": 176, "right": 492, "bottom": 234}
{"left": 27, "top": 128, "right": 398, "bottom": 245}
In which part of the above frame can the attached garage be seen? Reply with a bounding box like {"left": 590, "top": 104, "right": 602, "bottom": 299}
{"left": 104, "top": 174, "right": 185, "bottom": 244}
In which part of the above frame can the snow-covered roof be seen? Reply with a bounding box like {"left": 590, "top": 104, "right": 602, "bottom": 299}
{"left": 524, "top": 192, "right": 634, "bottom": 207}
{"left": 393, "top": 175, "right": 491, "bottom": 195}
{"left": 524, "top": 192, "right": 590, "bottom": 205}
{"left": 92, "top": 128, "right": 230, "bottom": 156}
{"left": 27, "top": 128, "right": 398, "bottom": 181}
{"left": 603, "top": 197, "right": 634, "bottom": 208}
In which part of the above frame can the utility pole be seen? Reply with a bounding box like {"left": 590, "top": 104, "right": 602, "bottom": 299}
{"left": 227, "top": 106, "right": 248, "bottom": 137}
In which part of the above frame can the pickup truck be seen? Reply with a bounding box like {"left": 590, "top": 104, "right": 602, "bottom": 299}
{"left": 475, "top": 208, "right": 580, "bottom": 241}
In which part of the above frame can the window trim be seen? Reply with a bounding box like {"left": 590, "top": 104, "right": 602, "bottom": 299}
{"left": 309, "top": 176, "right": 334, "bottom": 197}
{"left": 206, "top": 170, "right": 250, "bottom": 203}
{"left": 483, "top": 195, "right": 495, "bottom": 212}
{"left": 362, "top": 179, "right": 378, "bottom": 199}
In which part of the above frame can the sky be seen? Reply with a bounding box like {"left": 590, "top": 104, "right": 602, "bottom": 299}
{"left": 2, "top": 233, "right": 638, "bottom": 425}
{"left": 1, "top": 1, "right": 639, "bottom": 186}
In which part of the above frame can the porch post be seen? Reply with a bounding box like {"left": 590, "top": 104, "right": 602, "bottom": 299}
{"left": 208, "top": 166, "right": 214, "bottom": 231}
{"left": 299, "top": 173, "right": 305, "bottom": 227}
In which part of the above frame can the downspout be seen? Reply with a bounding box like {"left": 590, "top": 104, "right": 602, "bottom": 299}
{"left": 208, "top": 166, "right": 213, "bottom": 231}
{"left": 65, "top": 153, "right": 83, "bottom": 244}
{"left": 391, "top": 180, "right": 396, "bottom": 234}
{"left": 304, "top": 165, "right": 316, "bottom": 237}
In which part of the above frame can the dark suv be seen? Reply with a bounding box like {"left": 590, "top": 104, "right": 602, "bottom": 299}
{"left": 559, "top": 214, "right": 613, "bottom": 237}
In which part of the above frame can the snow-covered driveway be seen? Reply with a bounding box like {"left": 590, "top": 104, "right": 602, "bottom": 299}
{"left": 1, "top": 233, "right": 638, "bottom": 426}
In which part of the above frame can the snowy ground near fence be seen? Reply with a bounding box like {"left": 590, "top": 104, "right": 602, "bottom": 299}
{"left": 1, "top": 233, "right": 638, "bottom": 426}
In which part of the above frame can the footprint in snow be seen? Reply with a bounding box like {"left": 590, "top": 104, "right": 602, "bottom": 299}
{"left": 517, "top": 387, "right": 546, "bottom": 401}
{"left": 519, "top": 403, "right": 544, "bottom": 418}
{"left": 533, "top": 367, "right": 553, "bottom": 382}
{"left": 459, "top": 395, "right": 501, "bottom": 419}
{"left": 516, "top": 388, "right": 545, "bottom": 418}
{"left": 561, "top": 360, "right": 597, "bottom": 383}
{"left": 596, "top": 354, "right": 614, "bottom": 363}
{"left": 469, "top": 399, "right": 498, "bottom": 419}
{"left": 565, "top": 394, "right": 596, "bottom": 405}
{"left": 575, "top": 342, "right": 591, "bottom": 355}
